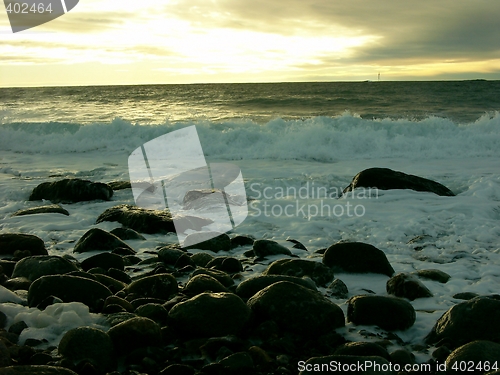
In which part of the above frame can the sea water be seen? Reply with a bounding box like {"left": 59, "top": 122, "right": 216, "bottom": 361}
{"left": 1, "top": 81, "right": 500, "bottom": 356}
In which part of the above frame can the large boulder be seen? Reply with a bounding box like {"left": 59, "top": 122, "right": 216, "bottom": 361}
{"left": 29, "top": 178, "right": 113, "bottom": 203}
{"left": 247, "top": 281, "right": 345, "bottom": 337}
{"left": 73, "top": 228, "right": 134, "bottom": 254}
{"left": 347, "top": 295, "right": 415, "bottom": 331}
{"left": 58, "top": 327, "right": 115, "bottom": 372}
{"left": 425, "top": 296, "right": 500, "bottom": 349}
{"left": 0, "top": 233, "right": 47, "bottom": 256}
{"left": 386, "top": 273, "right": 433, "bottom": 301}
{"left": 11, "top": 204, "right": 69, "bottom": 217}
{"left": 323, "top": 242, "right": 394, "bottom": 277}
{"left": 12, "top": 255, "right": 78, "bottom": 281}
{"left": 236, "top": 275, "right": 317, "bottom": 299}
{"left": 262, "top": 258, "right": 334, "bottom": 287}
{"left": 342, "top": 167, "right": 455, "bottom": 196}
{"left": 168, "top": 292, "right": 251, "bottom": 337}
{"left": 28, "top": 275, "right": 112, "bottom": 311}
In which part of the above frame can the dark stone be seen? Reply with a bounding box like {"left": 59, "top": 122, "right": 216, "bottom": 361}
{"left": 0, "top": 260, "right": 16, "bottom": 277}
{"left": 453, "top": 292, "right": 479, "bottom": 300}
{"left": 0, "top": 234, "right": 47, "bottom": 256}
{"left": 103, "top": 296, "right": 134, "bottom": 312}
{"left": 107, "top": 181, "right": 131, "bottom": 190}
{"left": 328, "top": 279, "right": 349, "bottom": 299}
{"left": 386, "top": 272, "right": 433, "bottom": 300}
{"left": 389, "top": 349, "right": 415, "bottom": 366}
{"left": 230, "top": 235, "right": 255, "bottom": 249}
{"left": 159, "top": 364, "right": 195, "bottom": 375}
{"left": 135, "top": 303, "right": 169, "bottom": 326}
{"left": 334, "top": 342, "right": 391, "bottom": 361}
{"left": 12, "top": 256, "right": 78, "bottom": 281}
{"left": 11, "top": 204, "right": 69, "bottom": 217}
{"left": 29, "top": 178, "right": 113, "bottom": 203}
{"left": 109, "top": 227, "right": 146, "bottom": 240}
{"left": 218, "top": 352, "right": 254, "bottom": 372}
{"left": 58, "top": 327, "right": 115, "bottom": 372}
{"left": 183, "top": 232, "right": 231, "bottom": 252}
{"left": 347, "top": 295, "right": 415, "bottom": 331}
{"left": 205, "top": 256, "right": 243, "bottom": 273}
{"left": 323, "top": 242, "right": 394, "bottom": 277}
{"left": 158, "top": 247, "right": 187, "bottom": 265}
{"left": 236, "top": 275, "right": 317, "bottom": 299}
{"left": 446, "top": 341, "right": 500, "bottom": 374}
{"left": 168, "top": 292, "right": 251, "bottom": 337}
{"left": 299, "top": 355, "right": 395, "bottom": 374}
{"left": 96, "top": 204, "right": 211, "bottom": 234}
{"left": 107, "top": 317, "right": 162, "bottom": 354}
{"left": 190, "top": 253, "right": 214, "bottom": 267}
{"left": 73, "top": 228, "right": 134, "bottom": 254}
{"left": 247, "top": 281, "right": 345, "bottom": 337}
{"left": 262, "top": 258, "right": 334, "bottom": 287}
{"left": 125, "top": 273, "right": 178, "bottom": 300}
{"left": 0, "top": 365, "right": 79, "bottom": 375}
{"left": 93, "top": 274, "right": 127, "bottom": 294}
{"left": 286, "top": 238, "right": 308, "bottom": 251}
{"left": 8, "top": 321, "right": 28, "bottom": 335}
{"left": 342, "top": 167, "right": 455, "bottom": 197}
{"left": 413, "top": 269, "right": 451, "bottom": 283}
{"left": 3, "top": 277, "right": 32, "bottom": 291}
{"left": 252, "top": 239, "right": 292, "bottom": 257}
{"left": 425, "top": 296, "right": 500, "bottom": 349}
{"left": 191, "top": 268, "right": 234, "bottom": 287}
{"left": 28, "top": 275, "right": 112, "bottom": 312}
{"left": 81, "top": 252, "right": 125, "bottom": 271}
{"left": 183, "top": 274, "right": 230, "bottom": 295}
{"left": 107, "top": 268, "right": 131, "bottom": 284}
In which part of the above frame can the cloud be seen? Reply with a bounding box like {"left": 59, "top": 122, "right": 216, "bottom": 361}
{"left": 165, "top": 0, "right": 500, "bottom": 65}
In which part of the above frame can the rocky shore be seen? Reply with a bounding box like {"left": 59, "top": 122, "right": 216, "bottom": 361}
{"left": 1, "top": 170, "right": 500, "bottom": 375}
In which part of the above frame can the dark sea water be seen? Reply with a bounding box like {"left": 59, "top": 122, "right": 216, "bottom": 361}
{"left": 1, "top": 81, "right": 499, "bottom": 125}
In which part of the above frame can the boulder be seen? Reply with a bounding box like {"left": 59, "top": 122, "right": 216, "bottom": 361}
{"left": 342, "top": 167, "right": 455, "bottom": 196}
{"left": 386, "top": 273, "right": 433, "bottom": 300}
{"left": 29, "top": 178, "right": 113, "bottom": 203}
{"left": 73, "top": 228, "right": 134, "bottom": 254}
{"left": 12, "top": 255, "right": 78, "bottom": 281}
{"left": 125, "top": 273, "right": 178, "bottom": 300}
{"left": 107, "top": 181, "right": 131, "bottom": 190}
{"left": 252, "top": 239, "right": 292, "bottom": 257}
{"left": 183, "top": 232, "right": 231, "bottom": 252}
{"left": 107, "top": 317, "right": 162, "bottom": 354}
{"left": 96, "top": 204, "right": 211, "bottom": 234}
{"left": 58, "top": 327, "right": 115, "bottom": 371}
{"left": 334, "top": 342, "right": 391, "bottom": 361}
{"left": 205, "top": 256, "right": 243, "bottom": 273}
{"left": 328, "top": 279, "right": 349, "bottom": 299}
{"left": 28, "top": 275, "right": 112, "bottom": 311}
{"left": 262, "top": 258, "right": 334, "bottom": 287}
{"left": 347, "top": 295, "right": 415, "bottom": 331}
{"left": 236, "top": 275, "right": 317, "bottom": 299}
{"left": 0, "top": 233, "right": 47, "bottom": 256}
{"left": 323, "top": 242, "right": 394, "bottom": 277}
{"left": 446, "top": 341, "right": 500, "bottom": 374}
{"left": 247, "top": 281, "right": 345, "bottom": 337}
{"left": 425, "top": 296, "right": 500, "bottom": 349}
{"left": 158, "top": 246, "right": 187, "bottom": 265}
{"left": 168, "top": 292, "right": 251, "bottom": 337}
{"left": 80, "top": 252, "right": 124, "bottom": 271}
{"left": 191, "top": 268, "right": 234, "bottom": 287}
{"left": 183, "top": 274, "right": 230, "bottom": 295}
{"left": 11, "top": 204, "right": 69, "bottom": 217}
{"left": 230, "top": 235, "right": 255, "bottom": 249}
{"left": 299, "top": 355, "right": 395, "bottom": 375}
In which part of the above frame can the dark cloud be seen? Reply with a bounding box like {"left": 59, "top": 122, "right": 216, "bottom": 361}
{"left": 165, "top": 0, "right": 500, "bottom": 64}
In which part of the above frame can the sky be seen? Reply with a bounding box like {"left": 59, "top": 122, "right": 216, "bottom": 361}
{"left": 1, "top": 0, "right": 500, "bottom": 87}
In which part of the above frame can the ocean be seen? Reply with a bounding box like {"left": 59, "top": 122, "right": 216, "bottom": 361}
{"left": 1, "top": 81, "right": 500, "bottom": 361}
